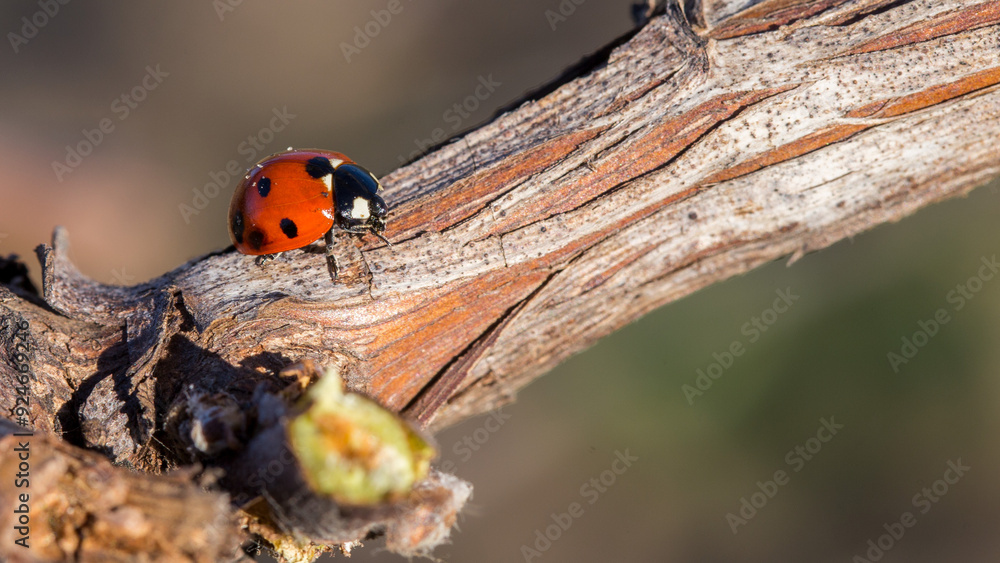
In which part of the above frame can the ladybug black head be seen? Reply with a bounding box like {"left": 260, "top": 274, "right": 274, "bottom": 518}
{"left": 333, "top": 164, "right": 390, "bottom": 237}
{"left": 368, "top": 196, "right": 388, "bottom": 233}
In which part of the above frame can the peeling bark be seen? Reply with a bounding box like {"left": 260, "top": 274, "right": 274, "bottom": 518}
{"left": 0, "top": 421, "right": 240, "bottom": 563}
{"left": 1, "top": 1, "right": 998, "bottom": 560}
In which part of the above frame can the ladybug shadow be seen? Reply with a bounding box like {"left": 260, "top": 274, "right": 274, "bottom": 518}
{"left": 56, "top": 330, "right": 129, "bottom": 454}
{"left": 59, "top": 332, "right": 293, "bottom": 467}
{"left": 148, "top": 335, "right": 294, "bottom": 461}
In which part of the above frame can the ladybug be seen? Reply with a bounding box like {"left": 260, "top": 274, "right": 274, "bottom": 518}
{"left": 228, "top": 149, "right": 390, "bottom": 280}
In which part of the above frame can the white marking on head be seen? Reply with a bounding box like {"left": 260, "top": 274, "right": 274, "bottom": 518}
{"left": 322, "top": 174, "right": 332, "bottom": 192}
{"left": 350, "top": 197, "right": 370, "bottom": 220}
{"left": 368, "top": 171, "right": 382, "bottom": 191}
{"left": 328, "top": 157, "right": 344, "bottom": 169}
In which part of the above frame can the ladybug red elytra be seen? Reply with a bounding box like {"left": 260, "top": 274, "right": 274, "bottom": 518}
{"left": 228, "top": 149, "right": 390, "bottom": 280}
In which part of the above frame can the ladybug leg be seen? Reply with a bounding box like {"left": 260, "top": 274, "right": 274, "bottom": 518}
{"left": 342, "top": 226, "right": 392, "bottom": 247}
{"left": 324, "top": 229, "right": 340, "bottom": 281}
{"left": 255, "top": 254, "right": 276, "bottom": 266}
{"left": 372, "top": 231, "right": 392, "bottom": 246}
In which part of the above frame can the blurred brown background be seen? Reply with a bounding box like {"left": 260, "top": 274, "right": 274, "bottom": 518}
{"left": 2, "top": 2, "right": 999, "bottom": 562}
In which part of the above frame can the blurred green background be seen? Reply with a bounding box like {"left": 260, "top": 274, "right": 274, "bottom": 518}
{"left": 2, "top": 2, "right": 998, "bottom": 562}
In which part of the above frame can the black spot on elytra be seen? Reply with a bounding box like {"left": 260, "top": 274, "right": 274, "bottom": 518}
{"left": 231, "top": 210, "right": 245, "bottom": 244}
{"left": 257, "top": 177, "right": 271, "bottom": 197}
{"left": 247, "top": 229, "right": 265, "bottom": 250}
{"left": 280, "top": 218, "right": 298, "bottom": 239}
{"left": 305, "top": 156, "right": 336, "bottom": 179}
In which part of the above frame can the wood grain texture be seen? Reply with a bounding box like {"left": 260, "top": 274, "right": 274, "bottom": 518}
{"left": 1, "top": 0, "right": 999, "bottom": 559}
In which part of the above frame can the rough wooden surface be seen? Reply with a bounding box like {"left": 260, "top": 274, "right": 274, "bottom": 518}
{"left": 0, "top": 420, "right": 239, "bottom": 563}
{"left": 1, "top": 0, "right": 998, "bottom": 560}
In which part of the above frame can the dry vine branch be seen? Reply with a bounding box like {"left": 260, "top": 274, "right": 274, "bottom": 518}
{"left": 2, "top": 0, "right": 999, "bottom": 560}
